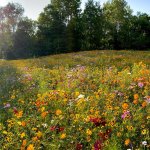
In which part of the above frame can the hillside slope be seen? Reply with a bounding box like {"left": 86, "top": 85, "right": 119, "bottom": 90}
{"left": 0, "top": 50, "right": 150, "bottom": 150}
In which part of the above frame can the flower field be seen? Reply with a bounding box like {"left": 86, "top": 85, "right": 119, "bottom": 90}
{"left": 0, "top": 50, "right": 150, "bottom": 150}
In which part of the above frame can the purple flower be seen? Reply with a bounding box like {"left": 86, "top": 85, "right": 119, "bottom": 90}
{"left": 4, "top": 103, "right": 11, "bottom": 108}
{"left": 138, "top": 82, "right": 144, "bottom": 88}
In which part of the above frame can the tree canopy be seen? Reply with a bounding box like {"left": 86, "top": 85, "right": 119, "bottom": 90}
{"left": 0, "top": 0, "right": 150, "bottom": 59}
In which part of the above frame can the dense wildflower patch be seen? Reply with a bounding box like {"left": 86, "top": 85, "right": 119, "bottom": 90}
{"left": 0, "top": 51, "right": 150, "bottom": 149}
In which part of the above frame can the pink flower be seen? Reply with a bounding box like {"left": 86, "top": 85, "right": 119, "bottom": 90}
{"left": 138, "top": 82, "right": 144, "bottom": 88}
{"left": 4, "top": 103, "right": 11, "bottom": 108}
{"left": 121, "top": 111, "right": 130, "bottom": 119}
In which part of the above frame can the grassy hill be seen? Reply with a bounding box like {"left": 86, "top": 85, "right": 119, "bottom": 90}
{"left": 0, "top": 50, "right": 150, "bottom": 150}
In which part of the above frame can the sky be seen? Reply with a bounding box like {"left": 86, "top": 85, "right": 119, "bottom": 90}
{"left": 0, "top": 0, "right": 150, "bottom": 20}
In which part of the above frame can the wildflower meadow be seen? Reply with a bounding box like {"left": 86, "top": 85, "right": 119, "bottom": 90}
{"left": 0, "top": 50, "right": 150, "bottom": 150}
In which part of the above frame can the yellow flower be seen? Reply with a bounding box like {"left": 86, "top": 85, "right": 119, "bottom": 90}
{"left": 3, "top": 131, "right": 8, "bottom": 135}
{"left": 16, "top": 111, "right": 23, "bottom": 118}
{"left": 127, "top": 126, "right": 133, "bottom": 131}
{"left": 75, "top": 114, "right": 80, "bottom": 119}
{"left": 60, "top": 133, "right": 66, "bottom": 139}
{"left": 85, "top": 116, "right": 90, "bottom": 122}
{"left": 41, "top": 107, "right": 45, "bottom": 112}
{"left": 86, "top": 136, "right": 91, "bottom": 142}
{"left": 37, "top": 94, "right": 41, "bottom": 98}
{"left": 63, "top": 98, "right": 68, "bottom": 103}
{"left": 27, "top": 144, "right": 34, "bottom": 150}
{"left": 32, "top": 128, "right": 37, "bottom": 131}
{"left": 56, "top": 109, "right": 62, "bottom": 116}
{"left": 141, "top": 129, "right": 147, "bottom": 135}
{"left": 36, "top": 131, "right": 42, "bottom": 138}
{"left": 86, "top": 129, "right": 92, "bottom": 136}
{"left": 125, "top": 139, "right": 130, "bottom": 146}
{"left": 11, "top": 95, "right": 15, "bottom": 99}
{"left": 75, "top": 92, "right": 80, "bottom": 97}
{"left": 96, "top": 94, "right": 99, "bottom": 99}
{"left": 17, "top": 121, "right": 22, "bottom": 125}
{"left": 21, "top": 132, "right": 26, "bottom": 138}
{"left": 117, "top": 132, "right": 121, "bottom": 137}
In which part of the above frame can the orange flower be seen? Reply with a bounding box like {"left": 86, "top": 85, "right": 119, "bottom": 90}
{"left": 32, "top": 136, "right": 38, "bottom": 142}
{"left": 41, "top": 111, "right": 48, "bottom": 118}
{"left": 134, "top": 94, "right": 139, "bottom": 100}
{"left": 27, "top": 144, "right": 34, "bottom": 150}
{"left": 125, "top": 139, "right": 130, "bottom": 146}
{"left": 122, "top": 103, "right": 129, "bottom": 110}
{"left": 22, "top": 139, "right": 27, "bottom": 146}
{"left": 20, "top": 147, "right": 25, "bottom": 150}
{"left": 133, "top": 99, "right": 138, "bottom": 104}
{"left": 142, "top": 101, "right": 147, "bottom": 108}
{"left": 21, "top": 121, "right": 26, "bottom": 127}
{"left": 56, "top": 109, "right": 62, "bottom": 116}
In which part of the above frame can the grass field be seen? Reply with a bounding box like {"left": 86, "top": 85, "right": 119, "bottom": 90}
{"left": 0, "top": 50, "right": 150, "bottom": 150}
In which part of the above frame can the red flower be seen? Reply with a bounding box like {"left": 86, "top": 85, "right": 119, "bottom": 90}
{"left": 90, "top": 117, "right": 101, "bottom": 126}
{"left": 50, "top": 126, "right": 64, "bottom": 133}
{"left": 13, "top": 107, "right": 18, "bottom": 114}
{"left": 98, "top": 129, "right": 112, "bottom": 141}
{"left": 94, "top": 140, "right": 102, "bottom": 150}
{"left": 76, "top": 143, "right": 83, "bottom": 150}
{"left": 90, "top": 117, "right": 106, "bottom": 127}
{"left": 106, "top": 129, "right": 112, "bottom": 135}
{"left": 98, "top": 132, "right": 108, "bottom": 141}
{"left": 50, "top": 126, "right": 56, "bottom": 131}
{"left": 59, "top": 127, "right": 64, "bottom": 132}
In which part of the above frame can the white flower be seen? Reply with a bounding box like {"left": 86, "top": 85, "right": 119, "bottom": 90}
{"left": 42, "top": 123, "right": 48, "bottom": 128}
{"left": 127, "top": 149, "right": 131, "bottom": 150}
{"left": 78, "top": 94, "right": 85, "bottom": 99}
{"left": 51, "top": 120, "right": 54, "bottom": 124}
{"left": 142, "top": 141, "right": 147, "bottom": 146}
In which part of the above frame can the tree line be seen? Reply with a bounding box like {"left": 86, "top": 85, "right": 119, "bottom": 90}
{"left": 0, "top": 0, "right": 150, "bottom": 59}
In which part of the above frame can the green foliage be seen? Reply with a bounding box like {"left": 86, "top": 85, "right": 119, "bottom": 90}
{"left": 81, "top": 0, "right": 104, "bottom": 50}
{"left": 0, "top": 3, "right": 35, "bottom": 59}
{"left": 0, "top": 0, "right": 150, "bottom": 59}
{"left": 103, "top": 0, "right": 133, "bottom": 49}
{"left": 37, "top": 3, "right": 67, "bottom": 55}
{"left": 130, "top": 13, "right": 150, "bottom": 49}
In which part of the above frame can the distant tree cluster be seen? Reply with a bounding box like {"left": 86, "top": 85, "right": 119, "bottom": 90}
{"left": 0, "top": 0, "right": 150, "bottom": 59}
